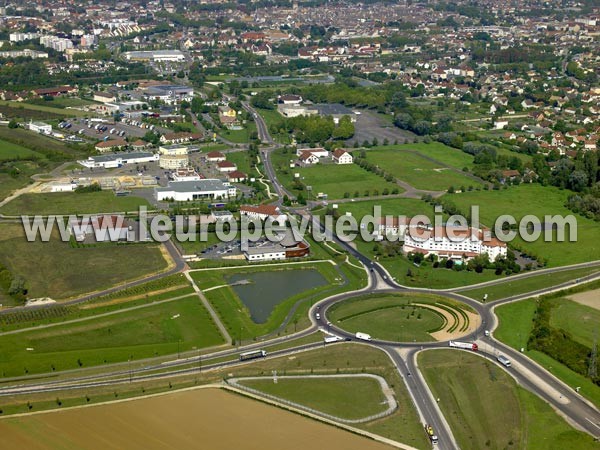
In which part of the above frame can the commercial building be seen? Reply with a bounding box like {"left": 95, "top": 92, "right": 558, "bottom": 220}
{"left": 159, "top": 144, "right": 189, "bottom": 169}
{"left": 28, "top": 121, "right": 52, "bottom": 134}
{"left": 155, "top": 179, "right": 237, "bottom": 202}
{"left": 243, "top": 231, "right": 310, "bottom": 261}
{"left": 78, "top": 152, "right": 159, "bottom": 169}
{"left": 240, "top": 204, "right": 287, "bottom": 225}
{"left": 122, "top": 50, "right": 185, "bottom": 62}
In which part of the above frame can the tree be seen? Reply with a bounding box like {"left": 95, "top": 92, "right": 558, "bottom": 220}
{"left": 8, "top": 119, "right": 18, "bottom": 129}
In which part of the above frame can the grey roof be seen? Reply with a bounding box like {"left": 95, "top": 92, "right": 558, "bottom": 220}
{"left": 312, "top": 103, "right": 354, "bottom": 116}
{"left": 156, "top": 179, "right": 231, "bottom": 193}
{"left": 244, "top": 244, "right": 287, "bottom": 255}
{"left": 91, "top": 152, "right": 154, "bottom": 163}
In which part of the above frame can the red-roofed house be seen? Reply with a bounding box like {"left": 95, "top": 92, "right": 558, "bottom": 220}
{"left": 240, "top": 204, "right": 287, "bottom": 225}
{"left": 332, "top": 148, "right": 353, "bottom": 164}
{"left": 217, "top": 161, "right": 237, "bottom": 172}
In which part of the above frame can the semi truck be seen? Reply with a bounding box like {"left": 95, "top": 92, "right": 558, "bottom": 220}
{"left": 239, "top": 349, "right": 267, "bottom": 361}
{"left": 448, "top": 341, "right": 478, "bottom": 351}
{"left": 424, "top": 424, "right": 438, "bottom": 445}
{"left": 355, "top": 332, "right": 372, "bottom": 341}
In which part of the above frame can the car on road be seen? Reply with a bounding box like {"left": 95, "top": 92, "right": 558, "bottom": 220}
{"left": 315, "top": 313, "right": 321, "bottom": 320}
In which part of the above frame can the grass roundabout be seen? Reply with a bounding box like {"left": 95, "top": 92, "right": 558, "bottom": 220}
{"left": 328, "top": 293, "right": 480, "bottom": 342}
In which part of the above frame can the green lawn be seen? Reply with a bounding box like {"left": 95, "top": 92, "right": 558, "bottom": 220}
{"left": 0, "top": 296, "right": 224, "bottom": 377}
{"left": 495, "top": 295, "right": 600, "bottom": 407}
{"left": 0, "top": 224, "right": 168, "bottom": 300}
{"left": 370, "top": 142, "right": 475, "bottom": 170}
{"left": 447, "top": 184, "right": 600, "bottom": 266}
{"left": 239, "top": 376, "right": 388, "bottom": 420}
{"left": 328, "top": 294, "right": 466, "bottom": 342}
{"left": 220, "top": 121, "right": 257, "bottom": 143}
{"left": 1, "top": 191, "right": 151, "bottom": 215}
{"left": 550, "top": 298, "right": 600, "bottom": 348}
{"left": 419, "top": 350, "right": 599, "bottom": 450}
{"left": 273, "top": 155, "right": 400, "bottom": 200}
{"left": 363, "top": 147, "right": 482, "bottom": 191}
{"left": 0, "top": 100, "right": 89, "bottom": 118}
{"left": 226, "top": 150, "right": 258, "bottom": 176}
{"left": 333, "top": 197, "right": 436, "bottom": 219}
{"left": 0, "top": 139, "right": 43, "bottom": 161}
{"left": 461, "top": 266, "right": 600, "bottom": 301}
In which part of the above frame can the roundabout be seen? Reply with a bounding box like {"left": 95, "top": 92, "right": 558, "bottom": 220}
{"left": 327, "top": 293, "right": 480, "bottom": 343}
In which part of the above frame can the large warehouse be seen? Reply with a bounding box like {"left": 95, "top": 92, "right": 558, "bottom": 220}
{"left": 155, "top": 179, "right": 237, "bottom": 202}
{"left": 122, "top": 50, "right": 185, "bottom": 62}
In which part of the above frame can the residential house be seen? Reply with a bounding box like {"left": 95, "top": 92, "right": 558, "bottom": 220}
{"left": 332, "top": 148, "right": 353, "bottom": 164}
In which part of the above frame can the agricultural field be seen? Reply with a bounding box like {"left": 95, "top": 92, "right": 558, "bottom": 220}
{"left": 362, "top": 146, "right": 483, "bottom": 191}
{"left": 0, "top": 191, "right": 151, "bottom": 215}
{"left": 272, "top": 152, "right": 400, "bottom": 200}
{"left": 328, "top": 293, "right": 477, "bottom": 342}
{"left": 419, "top": 350, "right": 599, "bottom": 450}
{"left": 0, "top": 223, "right": 168, "bottom": 301}
{"left": 0, "top": 100, "right": 89, "bottom": 119}
{"left": 0, "top": 296, "right": 224, "bottom": 377}
{"left": 239, "top": 376, "right": 388, "bottom": 420}
{"left": 447, "top": 184, "right": 600, "bottom": 266}
{"left": 0, "top": 389, "right": 389, "bottom": 450}
{"left": 460, "top": 265, "right": 600, "bottom": 301}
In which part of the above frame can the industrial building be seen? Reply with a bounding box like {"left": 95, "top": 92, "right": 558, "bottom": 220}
{"left": 155, "top": 179, "right": 237, "bottom": 202}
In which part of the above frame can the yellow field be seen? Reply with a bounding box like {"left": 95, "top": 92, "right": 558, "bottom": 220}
{"left": 0, "top": 388, "right": 393, "bottom": 450}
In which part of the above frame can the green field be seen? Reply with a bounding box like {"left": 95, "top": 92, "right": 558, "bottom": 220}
{"left": 0, "top": 100, "right": 89, "bottom": 118}
{"left": 0, "top": 139, "right": 43, "bottom": 161}
{"left": 272, "top": 153, "right": 400, "bottom": 200}
{"left": 550, "top": 298, "right": 600, "bottom": 348}
{"left": 447, "top": 184, "right": 600, "bottom": 266}
{"left": 370, "top": 142, "right": 475, "bottom": 170}
{"left": 0, "top": 224, "right": 168, "bottom": 301}
{"left": 0, "top": 191, "right": 151, "bottom": 215}
{"left": 239, "top": 376, "right": 388, "bottom": 420}
{"left": 0, "top": 296, "right": 224, "bottom": 377}
{"left": 328, "top": 293, "right": 470, "bottom": 342}
{"left": 495, "top": 291, "right": 600, "bottom": 407}
{"left": 419, "top": 350, "right": 599, "bottom": 450}
{"left": 220, "top": 121, "right": 256, "bottom": 143}
{"left": 226, "top": 150, "right": 258, "bottom": 176}
{"left": 461, "top": 265, "right": 600, "bottom": 301}
{"left": 333, "top": 197, "right": 437, "bottom": 219}
{"left": 363, "top": 147, "right": 482, "bottom": 191}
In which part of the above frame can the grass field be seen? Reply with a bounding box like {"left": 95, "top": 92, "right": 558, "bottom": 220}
{"left": 225, "top": 150, "right": 258, "bottom": 176}
{"left": 0, "top": 139, "right": 43, "bottom": 161}
{"left": 273, "top": 154, "right": 400, "bottom": 200}
{"left": 0, "top": 191, "right": 151, "bottom": 215}
{"left": 329, "top": 293, "right": 469, "bottom": 342}
{"left": 0, "top": 296, "right": 224, "bottom": 377}
{"left": 220, "top": 121, "right": 257, "bottom": 143}
{"left": 0, "top": 100, "right": 89, "bottom": 118}
{"left": 447, "top": 184, "right": 600, "bottom": 266}
{"left": 0, "top": 224, "right": 168, "bottom": 301}
{"left": 239, "top": 376, "right": 388, "bottom": 420}
{"left": 363, "top": 147, "right": 482, "bottom": 191}
{"left": 369, "top": 142, "right": 475, "bottom": 170}
{"left": 419, "top": 350, "right": 599, "bottom": 450}
{"left": 461, "top": 265, "right": 600, "bottom": 301}
{"left": 550, "top": 300, "right": 600, "bottom": 348}
{"left": 495, "top": 293, "right": 600, "bottom": 407}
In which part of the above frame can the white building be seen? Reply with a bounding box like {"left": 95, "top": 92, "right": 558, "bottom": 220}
{"left": 28, "top": 121, "right": 52, "bottom": 134}
{"left": 10, "top": 32, "right": 39, "bottom": 42}
{"left": 122, "top": 50, "right": 185, "bottom": 62}
{"left": 332, "top": 148, "right": 353, "bottom": 164}
{"left": 244, "top": 245, "right": 287, "bottom": 261}
{"left": 295, "top": 147, "right": 329, "bottom": 158}
{"left": 78, "top": 152, "right": 159, "bottom": 169}
{"left": 0, "top": 49, "right": 48, "bottom": 59}
{"left": 159, "top": 144, "right": 189, "bottom": 169}
{"left": 240, "top": 204, "right": 287, "bottom": 226}
{"left": 155, "top": 179, "right": 236, "bottom": 202}
{"left": 402, "top": 226, "right": 507, "bottom": 262}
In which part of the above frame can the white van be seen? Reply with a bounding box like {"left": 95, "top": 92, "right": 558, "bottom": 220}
{"left": 497, "top": 355, "right": 511, "bottom": 367}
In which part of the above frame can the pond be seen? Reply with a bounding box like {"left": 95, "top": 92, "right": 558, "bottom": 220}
{"left": 227, "top": 269, "right": 328, "bottom": 323}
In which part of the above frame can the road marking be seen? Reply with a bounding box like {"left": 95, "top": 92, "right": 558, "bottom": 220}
{"left": 585, "top": 417, "right": 600, "bottom": 432}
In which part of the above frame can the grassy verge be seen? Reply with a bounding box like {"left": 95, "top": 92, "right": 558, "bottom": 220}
{"left": 461, "top": 266, "right": 600, "bottom": 301}
{"left": 419, "top": 349, "right": 599, "bottom": 450}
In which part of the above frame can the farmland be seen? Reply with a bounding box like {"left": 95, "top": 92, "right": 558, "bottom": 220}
{"left": 447, "top": 184, "right": 600, "bottom": 266}
{"left": 0, "top": 139, "right": 43, "bottom": 161}
{"left": 419, "top": 350, "right": 599, "bottom": 450}
{"left": 370, "top": 142, "right": 476, "bottom": 170}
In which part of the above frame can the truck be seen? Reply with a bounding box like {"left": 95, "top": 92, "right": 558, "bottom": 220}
{"left": 355, "top": 332, "right": 372, "bottom": 341}
{"left": 324, "top": 335, "right": 343, "bottom": 344}
{"left": 448, "top": 341, "right": 478, "bottom": 351}
{"left": 424, "top": 424, "right": 438, "bottom": 445}
{"left": 239, "top": 349, "right": 267, "bottom": 361}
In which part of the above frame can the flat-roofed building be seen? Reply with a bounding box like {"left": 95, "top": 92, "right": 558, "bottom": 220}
{"left": 155, "top": 179, "right": 237, "bottom": 202}
{"left": 159, "top": 144, "right": 189, "bottom": 169}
